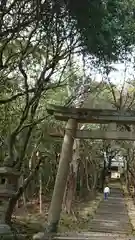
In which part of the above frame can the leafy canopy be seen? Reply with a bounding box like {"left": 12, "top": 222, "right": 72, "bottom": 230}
{"left": 63, "top": 0, "right": 135, "bottom": 62}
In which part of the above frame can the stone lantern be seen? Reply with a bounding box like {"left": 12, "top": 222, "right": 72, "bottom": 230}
{"left": 0, "top": 166, "right": 20, "bottom": 234}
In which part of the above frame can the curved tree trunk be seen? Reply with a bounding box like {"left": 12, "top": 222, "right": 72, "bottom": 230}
{"left": 92, "top": 168, "right": 98, "bottom": 190}
{"left": 64, "top": 165, "right": 76, "bottom": 214}
{"left": 64, "top": 138, "right": 80, "bottom": 213}
{"left": 85, "top": 159, "right": 91, "bottom": 192}
{"left": 79, "top": 160, "right": 85, "bottom": 199}
{"left": 5, "top": 157, "right": 42, "bottom": 224}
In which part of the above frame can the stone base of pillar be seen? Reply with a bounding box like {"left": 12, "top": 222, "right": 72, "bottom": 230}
{"left": 33, "top": 232, "right": 45, "bottom": 240}
{"left": 33, "top": 232, "right": 55, "bottom": 240}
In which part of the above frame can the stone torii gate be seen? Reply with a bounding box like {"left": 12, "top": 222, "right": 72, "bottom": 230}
{"left": 46, "top": 104, "right": 135, "bottom": 233}
{"left": 49, "top": 128, "right": 135, "bottom": 141}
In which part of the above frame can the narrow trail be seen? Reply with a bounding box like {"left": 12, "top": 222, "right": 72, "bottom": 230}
{"left": 34, "top": 182, "right": 135, "bottom": 240}
{"left": 88, "top": 181, "right": 132, "bottom": 234}
{"left": 55, "top": 182, "right": 134, "bottom": 240}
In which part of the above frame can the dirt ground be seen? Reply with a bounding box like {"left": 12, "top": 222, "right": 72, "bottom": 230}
{"left": 11, "top": 192, "right": 103, "bottom": 236}
{"left": 122, "top": 184, "right": 135, "bottom": 234}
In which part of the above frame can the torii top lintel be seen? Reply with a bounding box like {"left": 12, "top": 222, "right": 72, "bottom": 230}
{"left": 46, "top": 104, "right": 135, "bottom": 124}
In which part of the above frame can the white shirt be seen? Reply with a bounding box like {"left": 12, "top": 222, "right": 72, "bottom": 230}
{"left": 104, "top": 187, "right": 110, "bottom": 193}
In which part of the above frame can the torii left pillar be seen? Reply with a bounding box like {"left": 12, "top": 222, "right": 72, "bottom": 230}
{"left": 47, "top": 119, "right": 77, "bottom": 232}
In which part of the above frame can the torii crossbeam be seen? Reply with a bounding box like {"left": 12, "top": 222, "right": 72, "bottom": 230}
{"left": 47, "top": 104, "right": 135, "bottom": 124}
{"left": 49, "top": 129, "right": 135, "bottom": 141}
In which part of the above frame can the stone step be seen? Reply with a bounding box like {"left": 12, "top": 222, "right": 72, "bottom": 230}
{"left": 96, "top": 209, "right": 128, "bottom": 214}
{"left": 98, "top": 207, "right": 126, "bottom": 211}
{"left": 93, "top": 214, "right": 129, "bottom": 221}
{"left": 98, "top": 204, "right": 126, "bottom": 209}
{"left": 89, "top": 220, "right": 131, "bottom": 228}
{"left": 99, "top": 201, "right": 126, "bottom": 205}
{"left": 101, "top": 199, "right": 125, "bottom": 202}
{"left": 99, "top": 204, "right": 126, "bottom": 207}
{"left": 109, "top": 191, "right": 123, "bottom": 193}
{"left": 92, "top": 218, "right": 130, "bottom": 223}
{"left": 52, "top": 237, "right": 132, "bottom": 240}
{"left": 103, "top": 201, "right": 125, "bottom": 205}
{"left": 88, "top": 186, "right": 132, "bottom": 235}
{"left": 98, "top": 202, "right": 126, "bottom": 205}
{"left": 88, "top": 226, "right": 132, "bottom": 234}
{"left": 108, "top": 197, "right": 125, "bottom": 200}
{"left": 89, "top": 220, "right": 132, "bottom": 233}
{"left": 110, "top": 194, "right": 124, "bottom": 196}
{"left": 33, "top": 232, "right": 135, "bottom": 240}
{"left": 96, "top": 207, "right": 126, "bottom": 212}
{"left": 103, "top": 199, "right": 125, "bottom": 203}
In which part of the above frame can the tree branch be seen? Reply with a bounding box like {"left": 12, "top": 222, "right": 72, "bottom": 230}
{"left": 18, "top": 115, "right": 49, "bottom": 133}
{"left": 5, "top": 156, "right": 43, "bottom": 224}
{"left": 0, "top": 88, "right": 35, "bottom": 104}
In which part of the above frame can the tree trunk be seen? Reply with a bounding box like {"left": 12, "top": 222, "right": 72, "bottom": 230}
{"left": 64, "top": 138, "right": 80, "bottom": 213}
{"left": 64, "top": 167, "right": 76, "bottom": 214}
{"left": 62, "top": 181, "right": 67, "bottom": 211}
{"left": 101, "top": 159, "right": 106, "bottom": 192}
{"left": 39, "top": 166, "right": 42, "bottom": 214}
{"left": 64, "top": 124, "right": 85, "bottom": 213}
{"left": 79, "top": 160, "right": 85, "bottom": 198}
{"left": 127, "top": 161, "right": 130, "bottom": 192}
{"left": 47, "top": 119, "right": 77, "bottom": 233}
{"left": 92, "top": 168, "right": 98, "bottom": 190}
{"left": 5, "top": 158, "right": 42, "bottom": 224}
{"left": 85, "top": 159, "right": 90, "bottom": 192}
{"left": 20, "top": 174, "right": 27, "bottom": 207}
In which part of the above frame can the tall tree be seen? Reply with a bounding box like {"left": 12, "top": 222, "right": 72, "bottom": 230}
{"left": 0, "top": 0, "right": 80, "bottom": 223}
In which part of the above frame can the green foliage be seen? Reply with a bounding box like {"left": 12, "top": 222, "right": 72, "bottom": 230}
{"left": 1, "top": 1, "right": 135, "bottom": 226}
{"left": 65, "top": 0, "right": 135, "bottom": 62}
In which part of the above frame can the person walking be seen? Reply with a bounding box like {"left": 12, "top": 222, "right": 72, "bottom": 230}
{"left": 104, "top": 185, "right": 110, "bottom": 200}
